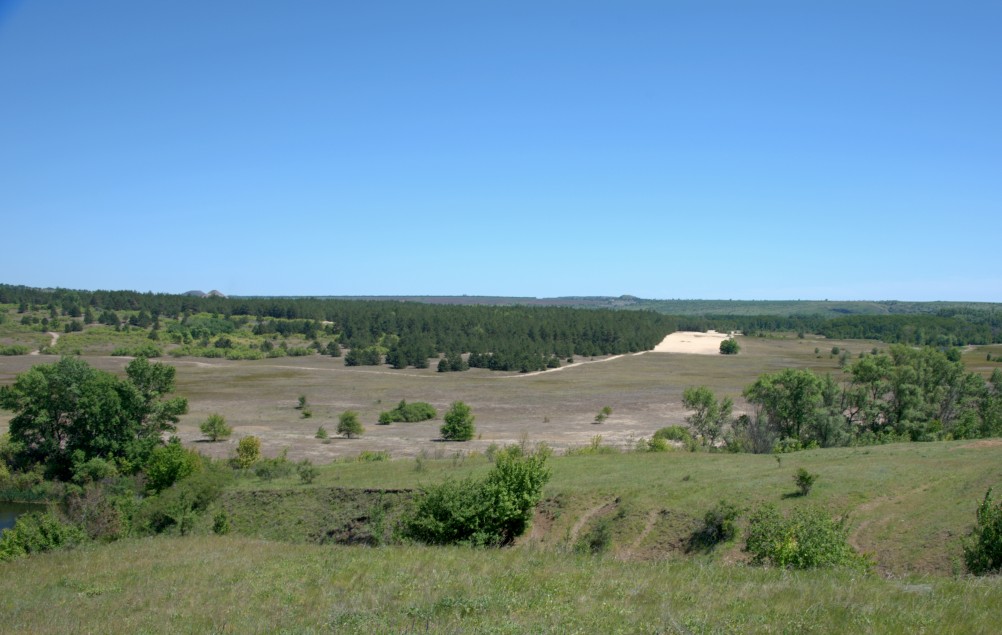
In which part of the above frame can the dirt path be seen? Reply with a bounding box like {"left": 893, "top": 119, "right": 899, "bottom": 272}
{"left": 568, "top": 499, "right": 618, "bottom": 543}
{"left": 848, "top": 484, "right": 935, "bottom": 553}
{"left": 504, "top": 355, "right": 628, "bottom": 378}
{"left": 621, "top": 509, "right": 659, "bottom": 560}
{"left": 29, "top": 331, "right": 59, "bottom": 355}
{"left": 152, "top": 355, "right": 635, "bottom": 380}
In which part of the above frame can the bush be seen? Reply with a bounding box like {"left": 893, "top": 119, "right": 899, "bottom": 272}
{"left": 653, "top": 425, "right": 698, "bottom": 451}
{"left": 577, "top": 516, "right": 613, "bottom": 555}
{"left": 144, "top": 439, "right": 202, "bottom": 493}
{"left": 338, "top": 411, "right": 364, "bottom": 439}
{"left": 745, "top": 504, "right": 869, "bottom": 570}
{"left": 964, "top": 488, "right": 1002, "bottom": 575}
{"left": 110, "top": 344, "right": 162, "bottom": 358}
{"left": 646, "top": 436, "right": 671, "bottom": 452}
{"left": 654, "top": 426, "right": 694, "bottom": 443}
{"left": 405, "top": 444, "right": 551, "bottom": 546}
{"left": 199, "top": 414, "right": 232, "bottom": 442}
{"left": 441, "top": 401, "right": 475, "bottom": 441}
{"left": 254, "top": 452, "right": 293, "bottom": 481}
{"left": 70, "top": 455, "right": 119, "bottom": 485}
{"left": 136, "top": 467, "right": 228, "bottom": 536}
{"left": 297, "top": 460, "right": 317, "bottom": 484}
{"left": 690, "top": 500, "right": 741, "bottom": 551}
{"left": 378, "top": 400, "right": 438, "bottom": 424}
{"left": 315, "top": 426, "right": 328, "bottom": 440}
{"left": 0, "top": 512, "right": 87, "bottom": 561}
{"left": 720, "top": 338, "right": 740, "bottom": 355}
{"left": 795, "top": 468, "right": 819, "bottom": 496}
{"left": 234, "top": 436, "right": 261, "bottom": 469}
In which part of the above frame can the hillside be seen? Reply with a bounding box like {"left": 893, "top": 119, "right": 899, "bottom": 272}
{"left": 2, "top": 440, "right": 1001, "bottom": 633}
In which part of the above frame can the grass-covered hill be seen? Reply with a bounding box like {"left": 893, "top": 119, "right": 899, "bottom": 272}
{"left": 2, "top": 439, "right": 1001, "bottom": 633}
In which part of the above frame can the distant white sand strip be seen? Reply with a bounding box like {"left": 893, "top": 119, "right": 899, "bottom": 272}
{"left": 651, "top": 330, "right": 732, "bottom": 355}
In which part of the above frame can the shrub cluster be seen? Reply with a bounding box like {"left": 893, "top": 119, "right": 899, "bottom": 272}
{"left": 0, "top": 511, "right": 87, "bottom": 561}
{"left": 405, "top": 444, "right": 551, "bottom": 546}
{"left": 965, "top": 488, "right": 1002, "bottom": 575}
{"left": 378, "top": 400, "right": 437, "bottom": 424}
{"left": 745, "top": 504, "right": 870, "bottom": 570}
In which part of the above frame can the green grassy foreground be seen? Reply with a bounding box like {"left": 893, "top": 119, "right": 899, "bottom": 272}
{"left": 2, "top": 535, "right": 1001, "bottom": 634}
{"left": 1, "top": 441, "right": 1001, "bottom": 632}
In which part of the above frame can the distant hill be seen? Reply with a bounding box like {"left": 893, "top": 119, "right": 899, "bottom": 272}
{"left": 183, "top": 290, "right": 228, "bottom": 299}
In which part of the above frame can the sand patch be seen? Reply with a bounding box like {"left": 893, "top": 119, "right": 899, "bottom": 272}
{"left": 652, "top": 330, "right": 733, "bottom": 355}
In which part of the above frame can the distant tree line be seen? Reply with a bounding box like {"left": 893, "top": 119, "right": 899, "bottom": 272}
{"left": 2, "top": 285, "right": 1000, "bottom": 357}
{"left": 0, "top": 284, "right": 677, "bottom": 369}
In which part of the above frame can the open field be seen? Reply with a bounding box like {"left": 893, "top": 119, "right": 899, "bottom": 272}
{"left": 1, "top": 332, "right": 898, "bottom": 462}
{"left": 3, "top": 533, "right": 1001, "bottom": 634}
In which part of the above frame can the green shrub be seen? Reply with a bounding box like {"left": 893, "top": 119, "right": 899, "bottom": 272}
{"left": 0, "top": 345, "right": 30, "bottom": 356}
{"left": 338, "top": 411, "right": 364, "bottom": 439}
{"left": 654, "top": 426, "right": 693, "bottom": 443}
{"left": 0, "top": 511, "right": 87, "bottom": 561}
{"left": 964, "top": 488, "right": 1002, "bottom": 575}
{"left": 136, "top": 467, "right": 228, "bottom": 536}
{"left": 212, "top": 511, "right": 230, "bottom": 535}
{"left": 315, "top": 426, "right": 328, "bottom": 440}
{"left": 745, "top": 504, "right": 869, "bottom": 570}
{"left": 70, "top": 455, "right": 119, "bottom": 485}
{"left": 254, "top": 452, "right": 293, "bottom": 481}
{"left": 234, "top": 436, "right": 261, "bottom": 469}
{"left": 646, "top": 436, "right": 671, "bottom": 452}
{"left": 440, "top": 401, "right": 475, "bottom": 441}
{"left": 297, "top": 460, "right": 317, "bottom": 484}
{"left": 199, "top": 414, "right": 232, "bottom": 442}
{"left": 110, "top": 344, "right": 162, "bottom": 358}
{"left": 577, "top": 516, "right": 613, "bottom": 555}
{"left": 795, "top": 468, "right": 819, "bottom": 496}
{"left": 690, "top": 500, "right": 741, "bottom": 551}
{"left": 356, "top": 450, "right": 389, "bottom": 462}
{"left": 144, "top": 439, "right": 202, "bottom": 493}
{"left": 720, "top": 338, "right": 740, "bottom": 355}
{"left": 378, "top": 400, "right": 437, "bottom": 424}
{"left": 405, "top": 444, "right": 551, "bottom": 546}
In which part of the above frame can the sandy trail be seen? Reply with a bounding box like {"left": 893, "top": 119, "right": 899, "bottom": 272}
{"left": 29, "top": 331, "right": 60, "bottom": 355}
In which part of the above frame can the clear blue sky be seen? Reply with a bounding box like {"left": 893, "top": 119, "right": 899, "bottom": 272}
{"left": 1, "top": 1, "right": 999, "bottom": 301}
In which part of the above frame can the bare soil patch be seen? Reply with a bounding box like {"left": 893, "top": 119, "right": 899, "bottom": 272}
{"left": 652, "top": 330, "right": 732, "bottom": 355}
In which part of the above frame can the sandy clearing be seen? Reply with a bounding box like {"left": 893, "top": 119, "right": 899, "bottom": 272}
{"left": 651, "top": 330, "right": 733, "bottom": 355}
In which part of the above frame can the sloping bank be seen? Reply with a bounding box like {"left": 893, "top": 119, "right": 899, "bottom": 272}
{"left": 217, "top": 487, "right": 416, "bottom": 546}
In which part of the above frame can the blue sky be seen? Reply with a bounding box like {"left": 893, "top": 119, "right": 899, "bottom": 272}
{"left": 1, "top": 1, "right": 999, "bottom": 300}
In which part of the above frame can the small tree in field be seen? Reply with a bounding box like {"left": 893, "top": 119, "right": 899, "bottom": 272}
{"left": 441, "top": 401, "right": 475, "bottom": 441}
{"left": 682, "top": 386, "right": 733, "bottom": 446}
{"left": 235, "top": 436, "right": 261, "bottom": 468}
{"left": 720, "top": 338, "right": 740, "bottom": 355}
{"left": 965, "top": 488, "right": 1002, "bottom": 575}
{"left": 795, "top": 467, "right": 819, "bottom": 496}
{"left": 199, "top": 414, "right": 232, "bottom": 442}
{"left": 338, "top": 411, "right": 364, "bottom": 439}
